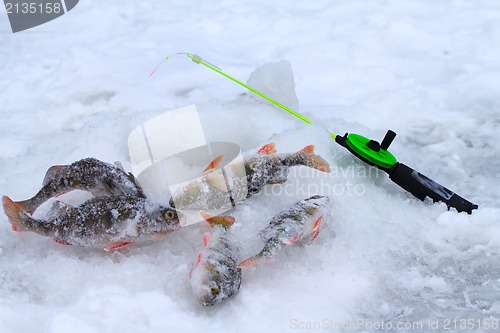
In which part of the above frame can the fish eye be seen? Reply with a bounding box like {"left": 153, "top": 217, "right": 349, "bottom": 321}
{"left": 208, "top": 281, "right": 219, "bottom": 295}
{"left": 164, "top": 210, "right": 175, "bottom": 220}
{"left": 249, "top": 160, "right": 258, "bottom": 169}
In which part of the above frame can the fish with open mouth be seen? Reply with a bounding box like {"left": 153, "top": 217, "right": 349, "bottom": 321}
{"left": 169, "top": 143, "right": 330, "bottom": 210}
{"left": 238, "top": 195, "right": 331, "bottom": 268}
{"left": 14, "top": 158, "right": 145, "bottom": 215}
{"left": 2, "top": 195, "right": 180, "bottom": 251}
{"left": 189, "top": 211, "right": 241, "bottom": 306}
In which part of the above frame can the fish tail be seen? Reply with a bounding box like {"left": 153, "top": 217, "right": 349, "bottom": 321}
{"left": 298, "top": 145, "right": 331, "bottom": 173}
{"left": 238, "top": 253, "right": 275, "bottom": 269}
{"left": 2, "top": 196, "right": 29, "bottom": 232}
{"left": 200, "top": 211, "right": 235, "bottom": 228}
{"left": 13, "top": 199, "right": 36, "bottom": 215}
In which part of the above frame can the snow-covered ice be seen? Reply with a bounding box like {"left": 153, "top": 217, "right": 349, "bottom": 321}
{"left": 1, "top": 1, "right": 500, "bottom": 332}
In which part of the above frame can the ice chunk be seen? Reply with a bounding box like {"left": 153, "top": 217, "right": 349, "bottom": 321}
{"left": 247, "top": 60, "right": 300, "bottom": 112}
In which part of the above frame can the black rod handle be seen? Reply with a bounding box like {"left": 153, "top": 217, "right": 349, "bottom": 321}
{"left": 380, "top": 130, "right": 397, "bottom": 150}
{"left": 389, "top": 163, "right": 478, "bottom": 214}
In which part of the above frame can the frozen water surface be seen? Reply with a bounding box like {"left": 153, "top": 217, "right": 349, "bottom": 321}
{"left": 0, "top": 1, "right": 499, "bottom": 332}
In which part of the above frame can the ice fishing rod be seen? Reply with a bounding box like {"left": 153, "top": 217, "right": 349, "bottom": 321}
{"left": 151, "top": 53, "right": 478, "bottom": 214}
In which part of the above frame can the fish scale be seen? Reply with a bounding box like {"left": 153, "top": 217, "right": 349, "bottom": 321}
{"left": 239, "top": 195, "right": 332, "bottom": 268}
{"left": 2, "top": 195, "right": 180, "bottom": 251}
{"left": 15, "top": 158, "right": 145, "bottom": 215}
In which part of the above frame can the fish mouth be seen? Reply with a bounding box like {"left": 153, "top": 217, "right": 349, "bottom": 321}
{"left": 156, "top": 217, "right": 181, "bottom": 234}
{"left": 169, "top": 219, "right": 182, "bottom": 232}
{"left": 193, "top": 282, "right": 220, "bottom": 306}
{"left": 192, "top": 286, "right": 218, "bottom": 306}
{"left": 200, "top": 295, "right": 218, "bottom": 306}
{"left": 168, "top": 197, "right": 175, "bottom": 209}
{"left": 200, "top": 300, "right": 216, "bottom": 306}
{"left": 174, "top": 211, "right": 187, "bottom": 227}
{"left": 307, "top": 195, "right": 330, "bottom": 205}
{"left": 157, "top": 228, "right": 177, "bottom": 235}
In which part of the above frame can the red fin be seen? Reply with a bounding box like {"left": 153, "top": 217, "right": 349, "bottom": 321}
{"left": 310, "top": 216, "right": 323, "bottom": 243}
{"left": 189, "top": 252, "right": 203, "bottom": 278}
{"left": 298, "top": 145, "right": 331, "bottom": 173}
{"left": 104, "top": 242, "right": 131, "bottom": 252}
{"left": 2, "top": 196, "right": 27, "bottom": 232}
{"left": 203, "top": 232, "right": 211, "bottom": 247}
{"left": 257, "top": 143, "right": 277, "bottom": 155}
{"left": 310, "top": 228, "right": 321, "bottom": 242}
{"left": 238, "top": 255, "right": 275, "bottom": 269}
{"left": 13, "top": 199, "right": 35, "bottom": 215}
{"left": 299, "top": 144, "right": 315, "bottom": 155}
{"left": 54, "top": 239, "right": 72, "bottom": 246}
{"left": 283, "top": 234, "right": 300, "bottom": 245}
{"left": 203, "top": 154, "right": 224, "bottom": 172}
{"left": 199, "top": 211, "right": 235, "bottom": 228}
{"left": 42, "top": 165, "right": 67, "bottom": 186}
{"left": 54, "top": 192, "right": 66, "bottom": 198}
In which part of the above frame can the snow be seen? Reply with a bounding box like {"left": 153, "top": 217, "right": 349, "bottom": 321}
{"left": 1, "top": 0, "right": 500, "bottom": 332}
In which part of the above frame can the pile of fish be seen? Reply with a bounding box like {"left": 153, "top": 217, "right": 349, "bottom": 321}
{"left": 2, "top": 144, "right": 332, "bottom": 306}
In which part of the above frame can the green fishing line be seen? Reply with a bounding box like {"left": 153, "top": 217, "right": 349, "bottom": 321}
{"left": 185, "top": 54, "right": 317, "bottom": 126}
{"left": 158, "top": 53, "right": 337, "bottom": 139}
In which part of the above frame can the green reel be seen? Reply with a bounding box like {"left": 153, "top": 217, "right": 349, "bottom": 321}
{"left": 337, "top": 131, "right": 397, "bottom": 170}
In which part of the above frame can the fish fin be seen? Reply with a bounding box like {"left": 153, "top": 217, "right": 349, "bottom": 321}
{"left": 42, "top": 165, "right": 67, "bottom": 186}
{"left": 310, "top": 228, "right": 321, "bottom": 243}
{"left": 257, "top": 143, "right": 277, "bottom": 155}
{"left": 299, "top": 144, "right": 315, "bottom": 155}
{"left": 52, "top": 200, "right": 72, "bottom": 211}
{"left": 54, "top": 238, "right": 72, "bottom": 246}
{"left": 283, "top": 234, "right": 300, "bottom": 245}
{"left": 203, "top": 154, "right": 224, "bottom": 172}
{"left": 126, "top": 172, "right": 144, "bottom": 195}
{"left": 189, "top": 252, "right": 203, "bottom": 278}
{"left": 54, "top": 192, "right": 66, "bottom": 198}
{"left": 113, "top": 161, "right": 125, "bottom": 171}
{"left": 310, "top": 216, "right": 323, "bottom": 243}
{"left": 46, "top": 200, "right": 72, "bottom": 219}
{"left": 104, "top": 242, "right": 131, "bottom": 252}
{"left": 298, "top": 145, "right": 331, "bottom": 173}
{"left": 2, "top": 196, "right": 28, "bottom": 232}
{"left": 205, "top": 174, "right": 229, "bottom": 192}
{"left": 100, "top": 179, "right": 120, "bottom": 196}
{"left": 313, "top": 216, "right": 323, "bottom": 230}
{"left": 13, "top": 199, "right": 35, "bottom": 215}
{"left": 199, "top": 211, "right": 235, "bottom": 228}
{"left": 168, "top": 196, "right": 176, "bottom": 209}
{"left": 267, "top": 177, "right": 288, "bottom": 184}
{"left": 203, "top": 232, "right": 211, "bottom": 247}
{"left": 238, "top": 255, "right": 275, "bottom": 269}
{"left": 268, "top": 180, "right": 287, "bottom": 184}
